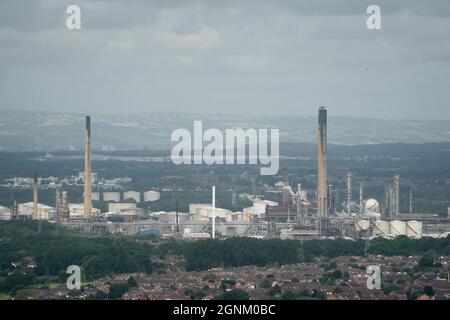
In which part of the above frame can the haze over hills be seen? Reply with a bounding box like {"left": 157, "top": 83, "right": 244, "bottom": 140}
{"left": 0, "top": 109, "right": 449, "bottom": 151}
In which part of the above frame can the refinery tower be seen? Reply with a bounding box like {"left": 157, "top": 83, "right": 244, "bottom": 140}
{"left": 317, "top": 107, "right": 328, "bottom": 219}
{"left": 84, "top": 116, "right": 92, "bottom": 219}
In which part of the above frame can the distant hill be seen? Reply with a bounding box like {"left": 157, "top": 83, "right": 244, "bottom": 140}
{"left": 0, "top": 109, "right": 449, "bottom": 151}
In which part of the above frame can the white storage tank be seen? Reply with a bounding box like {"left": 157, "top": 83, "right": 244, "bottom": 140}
{"left": 159, "top": 211, "right": 189, "bottom": 223}
{"left": 373, "top": 220, "right": 390, "bottom": 236}
{"left": 69, "top": 204, "right": 101, "bottom": 218}
{"left": 123, "top": 191, "right": 141, "bottom": 203}
{"left": 252, "top": 202, "right": 266, "bottom": 216}
{"left": 406, "top": 220, "right": 423, "bottom": 239}
{"left": 0, "top": 205, "right": 11, "bottom": 220}
{"left": 365, "top": 198, "right": 380, "bottom": 213}
{"left": 390, "top": 220, "right": 407, "bottom": 236}
{"left": 355, "top": 220, "right": 370, "bottom": 231}
{"left": 217, "top": 222, "right": 250, "bottom": 237}
{"left": 233, "top": 212, "right": 243, "bottom": 221}
{"left": 189, "top": 203, "right": 210, "bottom": 214}
{"left": 103, "top": 192, "right": 121, "bottom": 202}
{"left": 18, "top": 202, "right": 55, "bottom": 220}
{"left": 108, "top": 203, "right": 137, "bottom": 213}
{"left": 243, "top": 207, "right": 255, "bottom": 216}
{"left": 121, "top": 208, "right": 145, "bottom": 217}
{"left": 189, "top": 204, "right": 230, "bottom": 220}
{"left": 144, "top": 191, "right": 160, "bottom": 202}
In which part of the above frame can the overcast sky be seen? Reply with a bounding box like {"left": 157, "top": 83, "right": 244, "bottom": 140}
{"left": 0, "top": 0, "right": 449, "bottom": 120}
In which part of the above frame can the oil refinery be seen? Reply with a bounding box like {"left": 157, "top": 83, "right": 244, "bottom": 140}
{"left": 2, "top": 110, "right": 450, "bottom": 241}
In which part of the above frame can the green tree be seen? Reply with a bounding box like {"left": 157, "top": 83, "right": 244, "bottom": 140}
{"left": 215, "top": 289, "right": 249, "bottom": 300}
{"left": 310, "top": 289, "right": 325, "bottom": 300}
{"left": 127, "top": 276, "right": 138, "bottom": 288}
{"left": 281, "top": 290, "right": 296, "bottom": 300}
{"left": 108, "top": 283, "right": 130, "bottom": 300}
{"left": 332, "top": 287, "right": 343, "bottom": 294}
{"left": 269, "top": 285, "right": 282, "bottom": 297}
{"left": 418, "top": 253, "right": 435, "bottom": 269}
{"left": 423, "top": 285, "right": 435, "bottom": 297}
{"left": 193, "top": 291, "right": 207, "bottom": 300}
{"left": 297, "top": 289, "right": 309, "bottom": 297}
{"left": 260, "top": 279, "right": 271, "bottom": 289}
{"left": 325, "top": 261, "right": 337, "bottom": 270}
{"left": 2, "top": 270, "right": 35, "bottom": 294}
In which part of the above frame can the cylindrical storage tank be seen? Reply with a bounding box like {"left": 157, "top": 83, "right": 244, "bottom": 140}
{"left": 235, "top": 212, "right": 243, "bottom": 221}
{"left": 242, "top": 211, "right": 252, "bottom": 221}
{"left": 406, "top": 220, "right": 423, "bottom": 238}
{"left": 224, "top": 226, "right": 237, "bottom": 237}
{"left": 144, "top": 191, "right": 160, "bottom": 202}
{"left": 159, "top": 211, "right": 188, "bottom": 223}
{"left": 103, "top": 192, "right": 121, "bottom": 202}
{"left": 252, "top": 202, "right": 267, "bottom": 216}
{"left": 355, "top": 220, "right": 370, "bottom": 231}
{"left": 189, "top": 204, "right": 209, "bottom": 214}
{"left": 365, "top": 198, "right": 380, "bottom": 213}
{"left": 373, "top": 220, "right": 390, "bottom": 236}
{"left": 209, "top": 208, "right": 230, "bottom": 219}
{"left": 121, "top": 213, "right": 140, "bottom": 223}
{"left": 121, "top": 208, "right": 145, "bottom": 218}
{"left": 390, "top": 220, "right": 407, "bottom": 236}
{"left": 196, "top": 207, "right": 209, "bottom": 218}
{"left": 123, "top": 191, "right": 141, "bottom": 203}
{"left": 108, "top": 203, "right": 136, "bottom": 213}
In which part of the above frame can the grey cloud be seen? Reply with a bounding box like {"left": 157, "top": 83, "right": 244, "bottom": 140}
{"left": 0, "top": 0, "right": 449, "bottom": 120}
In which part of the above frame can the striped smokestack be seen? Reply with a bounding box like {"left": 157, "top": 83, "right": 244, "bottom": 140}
{"left": 84, "top": 116, "right": 92, "bottom": 219}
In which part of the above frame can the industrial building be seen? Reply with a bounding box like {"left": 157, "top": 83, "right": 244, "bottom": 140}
{"left": 123, "top": 191, "right": 141, "bottom": 203}
{"left": 68, "top": 204, "right": 101, "bottom": 219}
{"left": 0, "top": 205, "right": 11, "bottom": 220}
{"left": 19, "top": 202, "right": 55, "bottom": 220}
{"left": 3, "top": 111, "right": 449, "bottom": 241}
{"left": 103, "top": 192, "right": 121, "bottom": 202}
{"left": 84, "top": 116, "right": 92, "bottom": 219}
{"left": 108, "top": 203, "right": 137, "bottom": 213}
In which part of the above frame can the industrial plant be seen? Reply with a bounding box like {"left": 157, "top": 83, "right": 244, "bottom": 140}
{"left": 1, "top": 110, "right": 450, "bottom": 241}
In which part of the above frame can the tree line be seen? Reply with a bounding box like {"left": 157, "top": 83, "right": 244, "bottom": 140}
{"left": 1, "top": 221, "right": 449, "bottom": 280}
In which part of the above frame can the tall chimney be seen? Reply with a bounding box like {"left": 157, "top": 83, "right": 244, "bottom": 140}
{"left": 62, "top": 190, "right": 69, "bottom": 222}
{"left": 393, "top": 175, "right": 400, "bottom": 216}
{"left": 212, "top": 186, "right": 216, "bottom": 239}
{"left": 409, "top": 187, "right": 413, "bottom": 214}
{"left": 317, "top": 107, "right": 327, "bottom": 219}
{"left": 33, "top": 173, "right": 38, "bottom": 220}
{"left": 359, "top": 182, "right": 364, "bottom": 215}
{"left": 282, "top": 168, "right": 291, "bottom": 207}
{"left": 347, "top": 171, "right": 352, "bottom": 215}
{"left": 283, "top": 168, "right": 289, "bottom": 186}
{"left": 56, "top": 188, "right": 61, "bottom": 223}
{"left": 84, "top": 116, "right": 92, "bottom": 219}
{"left": 12, "top": 200, "right": 18, "bottom": 220}
{"left": 175, "top": 201, "right": 179, "bottom": 236}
